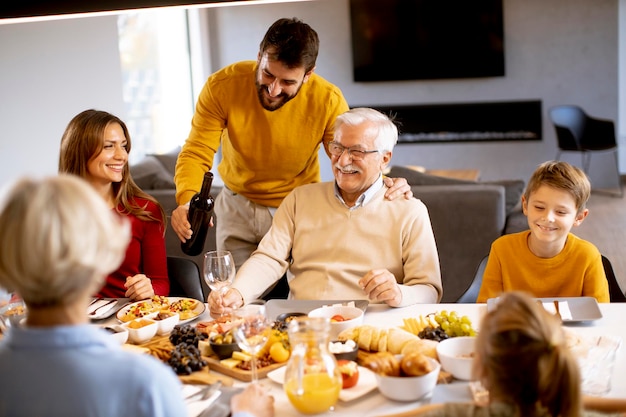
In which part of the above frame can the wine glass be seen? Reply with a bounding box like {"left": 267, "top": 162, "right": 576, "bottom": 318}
{"left": 203, "top": 250, "right": 236, "bottom": 315}
{"left": 233, "top": 302, "right": 270, "bottom": 383}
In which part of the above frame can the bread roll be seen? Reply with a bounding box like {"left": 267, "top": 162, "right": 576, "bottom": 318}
{"left": 387, "top": 328, "right": 420, "bottom": 354}
{"left": 400, "top": 352, "right": 435, "bottom": 376}
{"left": 400, "top": 338, "right": 439, "bottom": 360}
{"left": 362, "top": 351, "right": 400, "bottom": 377}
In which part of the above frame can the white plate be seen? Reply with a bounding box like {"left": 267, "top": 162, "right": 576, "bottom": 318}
{"left": 116, "top": 297, "right": 205, "bottom": 325}
{"left": 87, "top": 299, "right": 119, "bottom": 320}
{"left": 487, "top": 296, "right": 602, "bottom": 323}
{"left": 265, "top": 299, "right": 369, "bottom": 322}
{"left": 266, "top": 365, "right": 377, "bottom": 402}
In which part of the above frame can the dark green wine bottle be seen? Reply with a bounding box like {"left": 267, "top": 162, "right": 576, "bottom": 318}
{"left": 181, "top": 172, "right": 214, "bottom": 256}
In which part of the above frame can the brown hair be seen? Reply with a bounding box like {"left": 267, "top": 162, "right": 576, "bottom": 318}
{"left": 59, "top": 109, "right": 166, "bottom": 229}
{"left": 523, "top": 161, "right": 590, "bottom": 214}
{"left": 259, "top": 17, "right": 319, "bottom": 72}
{"left": 474, "top": 291, "right": 581, "bottom": 417}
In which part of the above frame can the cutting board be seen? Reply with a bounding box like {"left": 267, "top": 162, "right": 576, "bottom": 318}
{"left": 136, "top": 335, "right": 234, "bottom": 386}
{"left": 138, "top": 334, "right": 283, "bottom": 382}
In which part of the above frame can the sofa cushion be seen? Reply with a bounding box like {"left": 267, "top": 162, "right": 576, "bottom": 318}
{"left": 387, "top": 166, "right": 525, "bottom": 216}
{"left": 130, "top": 156, "right": 175, "bottom": 190}
{"left": 151, "top": 146, "right": 180, "bottom": 176}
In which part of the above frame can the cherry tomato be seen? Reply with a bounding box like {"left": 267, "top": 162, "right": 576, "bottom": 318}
{"left": 331, "top": 314, "right": 346, "bottom": 322}
{"left": 337, "top": 359, "right": 359, "bottom": 389}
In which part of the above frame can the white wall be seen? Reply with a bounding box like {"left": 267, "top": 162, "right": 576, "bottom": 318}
{"left": 0, "top": 0, "right": 621, "bottom": 188}
{"left": 207, "top": 0, "right": 620, "bottom": 184}
{"left": 0, "top": 15, "right": 125, "bottom": 184}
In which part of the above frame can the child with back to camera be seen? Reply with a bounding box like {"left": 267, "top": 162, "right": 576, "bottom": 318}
{"left": 383, "top": 291, "right": 626, "bottom": 417}
{"left": 477, "top": 161, "right": 609, "bottom": 303}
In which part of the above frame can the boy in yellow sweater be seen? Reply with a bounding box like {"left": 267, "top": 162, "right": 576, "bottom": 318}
{"left": 477, "top": 161, "right": 609, "bottom": 303}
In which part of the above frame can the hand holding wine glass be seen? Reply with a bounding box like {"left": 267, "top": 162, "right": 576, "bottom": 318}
{"left": 233, "top": 302, "right": 271, "bottom": 384}
{"left": 203, "top": 250, "right": 236, "bottom": 316}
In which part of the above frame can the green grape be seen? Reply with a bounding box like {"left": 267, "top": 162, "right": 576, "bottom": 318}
{"left": 460, "top": 323, "right": 471, "bottom": 334}
{"left": 460, "top": 315, "right": 472, "bottom": 325}
{"left": 439, "top": 310, "right": 448, "bottom": 319}
{"left": 448, "top": 311, "right": 458, "bottom": 322}
{"left": 434, "top": 314, "right": 443, "bottom": 324}
{"left": 441, "top": 321, "right": 450, "bottom": 331}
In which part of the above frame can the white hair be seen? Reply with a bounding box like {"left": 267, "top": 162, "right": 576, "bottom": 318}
{"left": 0, "top": 174, "right": 131, "bottom": 306}
{"left": 334, "top": 107, "right": 398, "bottom": 152}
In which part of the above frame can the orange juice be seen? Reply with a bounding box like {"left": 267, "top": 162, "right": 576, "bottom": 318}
{"left": 285, "top": 372, "right": 341, "bottom": 414}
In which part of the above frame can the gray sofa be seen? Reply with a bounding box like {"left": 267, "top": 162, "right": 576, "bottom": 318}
{"left": 131, "top": 149, "right": 526, "bottom": 303}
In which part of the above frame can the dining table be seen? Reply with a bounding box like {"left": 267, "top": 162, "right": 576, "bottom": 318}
{"left": 99, "top": 300, "right": 626, "bottom": 417}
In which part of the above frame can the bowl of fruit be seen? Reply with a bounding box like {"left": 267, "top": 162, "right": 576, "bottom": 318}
{"left": 308, "top": 305, "right": 364, "bottom": 339}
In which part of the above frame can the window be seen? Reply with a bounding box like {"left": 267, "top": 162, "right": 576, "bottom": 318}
{"left": 117, "top": 9, "right": 195, "bottom": 164}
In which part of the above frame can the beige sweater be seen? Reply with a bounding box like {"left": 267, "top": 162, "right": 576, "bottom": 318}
{"left": 232, "top": 181, "right": 442, "bottom": 307}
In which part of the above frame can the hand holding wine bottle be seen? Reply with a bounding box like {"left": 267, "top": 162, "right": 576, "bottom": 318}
{"left": 181, "top": 172, "right": 214, "bottom": 256}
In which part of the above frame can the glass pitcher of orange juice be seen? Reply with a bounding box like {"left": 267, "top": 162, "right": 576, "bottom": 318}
{"left": 284, "top": 316, "right": 341, "bottom": 414}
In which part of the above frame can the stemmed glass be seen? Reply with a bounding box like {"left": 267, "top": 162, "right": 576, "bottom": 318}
{"left": 203, "top": 250, "right": 236, "bottom": 316}
{"left": 233, "top": 302, "right": 271, "bottom": 383}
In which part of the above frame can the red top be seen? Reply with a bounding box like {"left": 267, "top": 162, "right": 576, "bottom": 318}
{"left": 96, "top": 198, "right": 169, "bottom": 298}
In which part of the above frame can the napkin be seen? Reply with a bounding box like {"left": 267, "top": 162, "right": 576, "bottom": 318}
{"left": 183, "top": 385, "right": 243, "bottom": 417}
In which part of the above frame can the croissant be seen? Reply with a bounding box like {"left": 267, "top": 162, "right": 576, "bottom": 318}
{"left": 400, "top": 352, "right": 434, "bottom": 377}
{"left": 361, "top": 351, "right": 400, "bottom": 377}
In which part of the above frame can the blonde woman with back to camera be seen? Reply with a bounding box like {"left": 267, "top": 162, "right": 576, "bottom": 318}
{"left": 380, "top": 291, "right": 626, "bottom": 417}
{"left": 0, "top": 175, "right": 273, "bottom": 417}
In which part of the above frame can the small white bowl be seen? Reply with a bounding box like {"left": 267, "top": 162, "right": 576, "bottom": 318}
{"left": 436, "top": 336, "right": 477, "bottom": 380}
{"left": 153, "top": 312, "right": 180, "bottom": 336}
{"left": 0, "top": 300, "right": 27, "bottom": 328}
{"left": 123, "top": 318, "right": 158, "bottom": 344}
{"left": 103, "top": 325, "right": 129, "bottom": 344}
{"left": 375, "top": 356, "right": 441, "bottom": 401}
{"left": 308, "top": 305, "right": 364, "bottom": 339}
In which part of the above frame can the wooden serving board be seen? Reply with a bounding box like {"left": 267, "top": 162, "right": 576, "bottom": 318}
{"left": 138, "top": 334, "right": 284, "bottom": 382}
{"left": 204, "top": 355, "right": 285, "bottom": 382}
{"left": 135, "top": 335, "right": 234, "bottom": 386}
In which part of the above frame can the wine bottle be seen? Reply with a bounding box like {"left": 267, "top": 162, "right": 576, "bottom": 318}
{"left": 181, "top": 172, "right": 214, "bottom": 256}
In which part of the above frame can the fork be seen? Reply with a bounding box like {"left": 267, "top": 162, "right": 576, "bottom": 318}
{"left": 88, "top": 299, "right": 117, "bottom": 316}
{"left": 185, "top": 381, "right": 222, "bottom": 401}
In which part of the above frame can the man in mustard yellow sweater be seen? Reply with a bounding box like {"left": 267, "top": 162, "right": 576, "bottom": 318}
{"left": 477, "top": 161, "right": 609, "bottom": 303}
{"left": 172, "top": 18, "right": 410, "bottom": 271}
{"left": 208, "top": 108, "right": 442, "bottom": 317}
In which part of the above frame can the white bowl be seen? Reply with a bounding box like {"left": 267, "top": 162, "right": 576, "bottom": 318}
{"left": 123, "top": 318, "right": 158, "bottom": 344}
{"left": 308, "top": 305, "right": 364, "bottom": 339}
{"left": 103, "top": 325, "right": 129, "bottom": 344}
{"left": 436, "top": 336, "right": 477, "bottom": 380}
{"left": 375, "top": 356, "right": 440, "bottom": 401}
{"left": 0, "top": 300, "right": 27, "bottom": 329}
{"left": 153, "top": 312, "right": 180, "bottom": 336}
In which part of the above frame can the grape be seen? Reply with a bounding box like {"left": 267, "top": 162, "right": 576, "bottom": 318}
{"left": 428, "top": 310, "right": 477, "bottom": 338}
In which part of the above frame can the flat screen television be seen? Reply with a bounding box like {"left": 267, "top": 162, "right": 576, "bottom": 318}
{"left": 349, "top": 0, "right": 505, "bottom": 82}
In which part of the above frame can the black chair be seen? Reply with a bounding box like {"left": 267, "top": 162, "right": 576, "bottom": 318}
{"left": 167, "top": 256, "right": 205, "bottom": 301}
{"left": 549, "top": 105, "right": 622, "bottom": 197}
{"left": 603, "top": 255, "right": 626, "bottom": 303}
{"left": 456, "top": 255, "right": 489, "bottom": 303}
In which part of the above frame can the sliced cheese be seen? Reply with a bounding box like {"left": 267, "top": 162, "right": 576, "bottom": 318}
{"left": 219, "top": 358, "right": 242, "bottom": 369}
{"left": 232, "top": 351, "right": 253, "bottom": 362}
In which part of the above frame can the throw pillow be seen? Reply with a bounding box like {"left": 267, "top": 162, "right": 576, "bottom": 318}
{"left": 387, "top": 165, "right": 525, "bottom": 215}
{"left": 151, "top": 146, "right": 181, "bottom": 176}
{"left": 130, "top": 156, "right": 175, "bottom": 190}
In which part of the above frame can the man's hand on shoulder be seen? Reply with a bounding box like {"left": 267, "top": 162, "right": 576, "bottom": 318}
{"left": 384, "top": 177, "right": 413, "bottom": 201}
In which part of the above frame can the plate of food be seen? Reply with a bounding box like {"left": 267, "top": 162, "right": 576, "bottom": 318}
{"left": 117, "top": 296, "right": 205, "bottom": 324}
{"left": 266, "top": 365, "right": 377, "bottom": 402}
{"left": 487, "top": 296, "right": 602, "bottom": 323}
